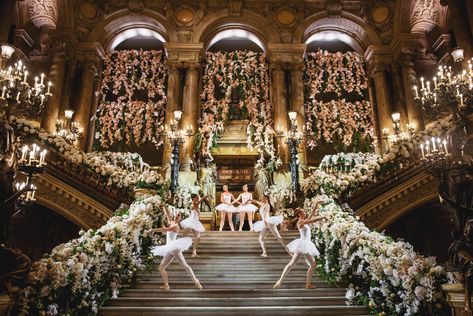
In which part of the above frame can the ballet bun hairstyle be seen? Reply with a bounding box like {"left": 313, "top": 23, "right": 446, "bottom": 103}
{"left": 264, "top": 194, "right": 273, "bottom": 212}
{"left": 191, "top": 193, "right": 198, "bottom": 200}
{"left": 294, "top": 208, "right": 306, "bottom": 218}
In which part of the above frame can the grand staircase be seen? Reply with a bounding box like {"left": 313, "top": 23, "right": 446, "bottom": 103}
{"left": 100, "top": 231, "right": 368, "bottom": 316}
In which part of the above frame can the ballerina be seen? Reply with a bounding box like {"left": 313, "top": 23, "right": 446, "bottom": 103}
{"left": 273, "top": 201, "right": 326, "bottom": 289}
{"left": 215, "top": 184, "right": 237, "bottom": 231}
{"left": 234, "top": 184, "right": 258, "bottom": 231}
{"left": 150, "top": 212, "right": 202, "bottom": 290}
{"left": 180, "top": 194, "right": 207, "bottom": 257}
{"left": 252, "top": 195, "right": 290, "bottom": 257}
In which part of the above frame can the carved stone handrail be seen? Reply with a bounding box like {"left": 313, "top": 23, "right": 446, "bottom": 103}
{"left": 348, "top": 162, "right": 438, "bottom": 230}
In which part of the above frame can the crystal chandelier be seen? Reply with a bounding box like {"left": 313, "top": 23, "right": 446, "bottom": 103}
{"left": 0, "top": 44, "right": 52, "bottom": 117}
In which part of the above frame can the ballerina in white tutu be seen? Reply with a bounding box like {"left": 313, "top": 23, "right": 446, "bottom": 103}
{"left": 234, "top": 184, "right": 258, "bottom": 231}
{"left": 252, "top": 195, "right": 290, "bottom": 257}
{"left": 215, "top": 184, "right": 237, "bottom": 231}
{"left": 274, "top": 200, "right": 326, "bottom": 289}
{"left": 150, "top": 212, "right": 202, "bottom": 290}
{"left": 180, "top": 194, "right": 207, "bottom": 257}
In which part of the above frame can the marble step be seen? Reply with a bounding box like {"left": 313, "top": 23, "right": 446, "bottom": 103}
{"left": 134, "top": 280, "right": 336, "bottom": 289}
{"left": 100, "top": 306, "right": 369, "bottom": 316}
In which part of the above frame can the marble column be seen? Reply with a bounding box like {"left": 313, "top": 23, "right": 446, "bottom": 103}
{"left": 180, "top": 64, "right": 200, "bottom": 171}
{"left": 41, "top": 49, "right": 67, "bottom": 133}
{"left": 290, "top": 63, "right": 307, "bottom": 166}
{"left": 74, "top": 58, "right": 98, "bottom": 150}
{"left": 0, "top": 0, "right": 15, "bottom": 43}
{"left": 271, "top": 64, "right": 288, "bottom": 163}
{"left": 369, "top": 58, "right": 394, "bottom": 142}
{"left": 400, "top": 51, "right": 425, "bottom": 130}
{"left": 162, "top": 64, "right": 181, "bottom": 168}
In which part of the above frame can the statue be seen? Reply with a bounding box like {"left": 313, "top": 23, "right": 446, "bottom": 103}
{"left": 449, "top": 220, "right": 473, "bottom": 315}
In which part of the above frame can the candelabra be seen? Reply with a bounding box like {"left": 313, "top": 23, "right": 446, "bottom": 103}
{"left": 276, "top": 111, "right": 304, "bottom": 193}
{"left": 55, "top": 109, "right": 83, "bottom": 146}
{"left": 0, "top": 44, "right": 52, "bottom": 117}
{"left": 165, "top": 110, "right": 194, "bottom": 192}
{"left": 381, "top": 112, "right": 416, "bottom": 152}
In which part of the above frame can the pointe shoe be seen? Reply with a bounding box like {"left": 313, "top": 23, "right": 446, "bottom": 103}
{"left": 260, "top": 253, "right": 267, "bottom": 257}
{"left": 273, "top": 281, "right": 281, "bottom": 289}
{"left": 160, "top": 284, "right": 170, "bottom": 291}
{"left": 194, "top": 279, "right": 203, "bottom": 290}
{"left": 305, "top": 283, "right": 315, "bottom": 289}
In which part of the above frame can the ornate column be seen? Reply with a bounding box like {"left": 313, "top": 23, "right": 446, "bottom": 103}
{"left": 368, "top": 55, "right": 394, "bottom": 141}
{"left": 41, "top": 45, "right": 66, "bottom": 132}
{"left": 447, "top": 0, "right": 473, "bottom": 59}
{"left": 290, "top": 62, "right": 307, "bottom": 167}
{"left": 400, "top": 49, "right": 425, "bottom": 130}
{"left": 181, "top": 63, "right": 200, "bottom": 171}
{"left": 162, "top": 63, "right": 181, "bottom": 168}
{"left": 74, "top": 56, "right": 99, "bottom": 150}
{"left": 271, "top": 63, "right": 288, "bottom": 163}
{"left": 0, "top": 0, "right": 15, "bottom": 42}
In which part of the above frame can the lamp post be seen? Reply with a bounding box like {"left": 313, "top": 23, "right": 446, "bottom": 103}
{"left": 166, "top": 110, "right": 193, "bottom": 193}
{"left": 285, "top": 111, "right": 303, "bottom": 193}
{"left": 55, "top": 109, "right": 83, "bottom": 146}
{"left": 381, "top": 112, "right": 415, "bottom": 152}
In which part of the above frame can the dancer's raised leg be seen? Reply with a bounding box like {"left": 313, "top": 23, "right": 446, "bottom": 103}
{"left": 274, "top": 253, "right": 301, "bottom": 289}
{"left": 227, "top": 212, "right": 235, "bottom": 231}
{"left": 192, "top": 231, "right": 200, "bottom": 257}
{"left": 304, "top": 254, "right": 317, "bottom": 289}
{"left": 173, "top": 250, "right": 202, "bottom": 289}
{"left": 219, "top": 211, "right": 226, "bottom": 231}
{"left": 158, "top": 253, "right": 174, "bottom": 290}
{"left": 258, "top": 227, "right": 270, "bottom": 257}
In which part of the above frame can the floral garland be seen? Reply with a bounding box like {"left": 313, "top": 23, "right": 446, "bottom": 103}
{"left": 304, "top": 195, "right": 445, "bottom": 315}
{"left": 268, "top": 183, "right": 295, "bottom": 209}
{"left": 199, "top": 51, "right": 277, "bottom": 166}
{"left": 16, "top": 195, "right": 166, "bottom": 315}
{"left": 10, "top": 116, "right": 169, "bottom": 195}
{"left": 95, "top": 50, "right": 168, "bottom": 149}
{"left": 173, "top": 183, "right": 201, "bottom": 209}
{"left": 305, "top": 99, "right": 374, "bottom": 149}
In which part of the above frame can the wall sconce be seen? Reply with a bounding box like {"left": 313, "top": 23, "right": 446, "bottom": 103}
{"left": 451, "top": 47, "right": 465, "bottom": 63}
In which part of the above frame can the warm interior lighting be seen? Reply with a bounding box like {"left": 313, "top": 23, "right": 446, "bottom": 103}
{"left": 1, "top": 44, "right": 15, "bottom": 59}
{"left": 391, "top": 112, "right": 401, "bottom": 123}
{"left": 451, "top": 47, "right": 465, "bottom": 62}
{"left": 288, "top": 111, "right": 297, "bottom": 121}
{"left": 64, "top": 110, "right": 74, "bottom": 119}
{"left": 207, "top": 29, "right": 265, "bottom": 51}
{"left": 110, "top": 28, "right": 166, "bottom": 50}
{"left": 173, "top": 110, "right": 183, "bottom": 121}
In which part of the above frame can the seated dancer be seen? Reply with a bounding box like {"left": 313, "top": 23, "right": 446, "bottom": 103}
{"left": 274, "top": 200, "right": 326, "bottom": 289}
{"left": 180, "top": 194, "right": 207, "bottom": 257}
{"left": 215, "top": 184, "right": 237, "bottom": 231}
{"left": 252, "top": 195, "right": 290, "bottom": 257}
{"left": 234, "top": 184, "right": 258, "bottom": 231}
{"left": 150, "top": 212, "right": 202, "bottom": 290}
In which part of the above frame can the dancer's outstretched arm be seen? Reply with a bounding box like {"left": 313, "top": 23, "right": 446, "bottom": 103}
{"left": 232, "top": 194, "right": 242, "bottom": 205}
{"left": 149, "top": 223, "right": 178, "bottom": 234}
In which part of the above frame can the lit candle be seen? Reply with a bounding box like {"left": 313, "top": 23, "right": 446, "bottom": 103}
{"left": 426, "top": 140, "right": 430, "bottom": 154}
{"left": 47, "top": 81, "right": 52, "bottom": 94}
{"left": 16, "top": 92, "right": 20, "bottom": 102}
{"left": 431, "top": 137, "right": 437, "bottom": 151}
{"left": 434, "top": 93, "right": 437, "bottom": 103}
{"left": 40, "top": 73, "right": 45, "bottom": 85}
{"left": 23, "top": 70, "right": 28, "bottom": 83}
{"left": 420, "top": 143, "right": 425, "bottom": 158}
{"left": 414, "top": 85, "right": 419, "bottom": 98}
{"left": 437, "top": 138, "right": 441, "bottom": 152}
{"left": 443, "top": 139, "right": 449, "bottom": 155}
{"left": 447, "top": 72, "right": 451, "bottom": 84}
{"left": 433, "top": 76, "right": 437, "bottom": 89}
{"left": 460, "top": 94, "right": 464, "bottom": 106}
{"left": 15, "top": 183, "right": 20, "bottom": 191}
{"left": 1, "top": 86, "right": 6, "bottom": 98}
{"left": 420, "top": 77, "right": 425, "bottom": 89}
{"left": 426, "top": 81, "right": 431, "bottom": 93}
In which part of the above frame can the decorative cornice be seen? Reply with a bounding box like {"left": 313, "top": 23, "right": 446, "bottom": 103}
{"left": 267, "top": 43, "right": 306, "bottom": 64}
{"left": 164, "top": 42, "right": 204, "bottom": 64}
{"left": 35, "top": 173, "right": 113, "bottom": 230}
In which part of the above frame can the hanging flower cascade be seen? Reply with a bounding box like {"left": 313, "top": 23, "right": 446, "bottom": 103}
{"left": 95, "top": 50, "right": 168, "bottom": 149}
{"left": 304, "top": 50, "right": 374, "bottom": 148}
{"left": 199, "top": 51, "right": 277, "bottom": 165}
{"left": 16, "top": 195, "right": 166, "bottom": 315}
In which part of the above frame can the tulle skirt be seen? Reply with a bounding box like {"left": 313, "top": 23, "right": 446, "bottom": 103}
{"left": 216, "top": 203, "right": 238, "bottom": 212}
{"left": 253, "top": 216, "right": 284, "bottom": 232}
{"left": 180, "top": 217, "right": 205, "bottom": 233}
{"left": 237, "top": 204, "right": 258, "bottom": 213}
{"left": 151, "top": 237, "right": 193, "bottom": 257}
{"left": 287, "top": 238, "right": 320, "bottom": 256}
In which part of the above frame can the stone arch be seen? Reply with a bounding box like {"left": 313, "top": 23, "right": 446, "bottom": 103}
{"left": 191, "top": 9, "right": 281, "bottom": 51}
{"left": 86, "top": 9, "right": 177, "bottom": 52}
{"left": 294, "top": 12, "right": 382, "bottom": 54}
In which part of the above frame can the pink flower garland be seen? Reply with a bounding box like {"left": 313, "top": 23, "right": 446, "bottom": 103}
{"left": 95, "top": 50, "right": 167, "bottom": 149}
{"left": 200, "top": 51, "right": 276, "bottom": 164}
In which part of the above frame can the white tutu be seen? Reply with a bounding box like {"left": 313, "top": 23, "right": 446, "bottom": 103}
{"left": 237, "top": 203, "right": 258, "bottom": 212}
{"left": 216, "top": 203, "right": 238, "bottom": 212}
{"left": 287, "top": 239, "right": 320, "bottom": 256}
{"left": 253, "top": 215, "right": 284, "bottom": 232}
{"left": 151, "top": 237, "right": 193, "bottom": 257}
{"left": 180, "top": 217, "right": 205, "bottom": 232}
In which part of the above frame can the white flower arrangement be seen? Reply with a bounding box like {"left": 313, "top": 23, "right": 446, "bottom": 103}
{"left": 268, "top": 183, "right": 295, "bottom": 209}
{"left": 305, "top": 195, "right": 445, "bottom": 315}
{"left": 173, "top": 184, "right": 201, "bottom": 209}
{"left": 16, "top": 195, "right": 166, "bottom": 315}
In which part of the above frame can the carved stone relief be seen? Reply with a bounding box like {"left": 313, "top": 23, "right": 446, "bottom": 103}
{"left": 411, "top": 0, "right": 441, "bottom": 32}
{"left": 27, "top": 0, "right": 58, "bottom": 29}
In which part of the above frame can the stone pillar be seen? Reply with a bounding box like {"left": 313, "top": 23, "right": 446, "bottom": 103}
{"left": 400, "top": 51, "right": 425, "bottom": 130}
{"left": 74, "top": 58, "right": 98, "bottom": 150}
{"left": 290, "top": 63, "right": 307, "bottom": 167}
{"left": 449, "top": 0, "right": 473, "bottom": 59}
{"left": 181, "top": 64, "right": 200, "bottom": 171}
{"left": 41, "top": 48, "right": 67, "bottom": 133}
{"left": 163, "top": 63, "right": 181, "bottom": 168}
{"left": 271, "top": 64, "right": 288, "bottom": 163}
{"left": 369, "top": 57, "right": 394, "bottom": 142}
{"left": 0, "top": 0, "right": 15, "bottom": 43}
